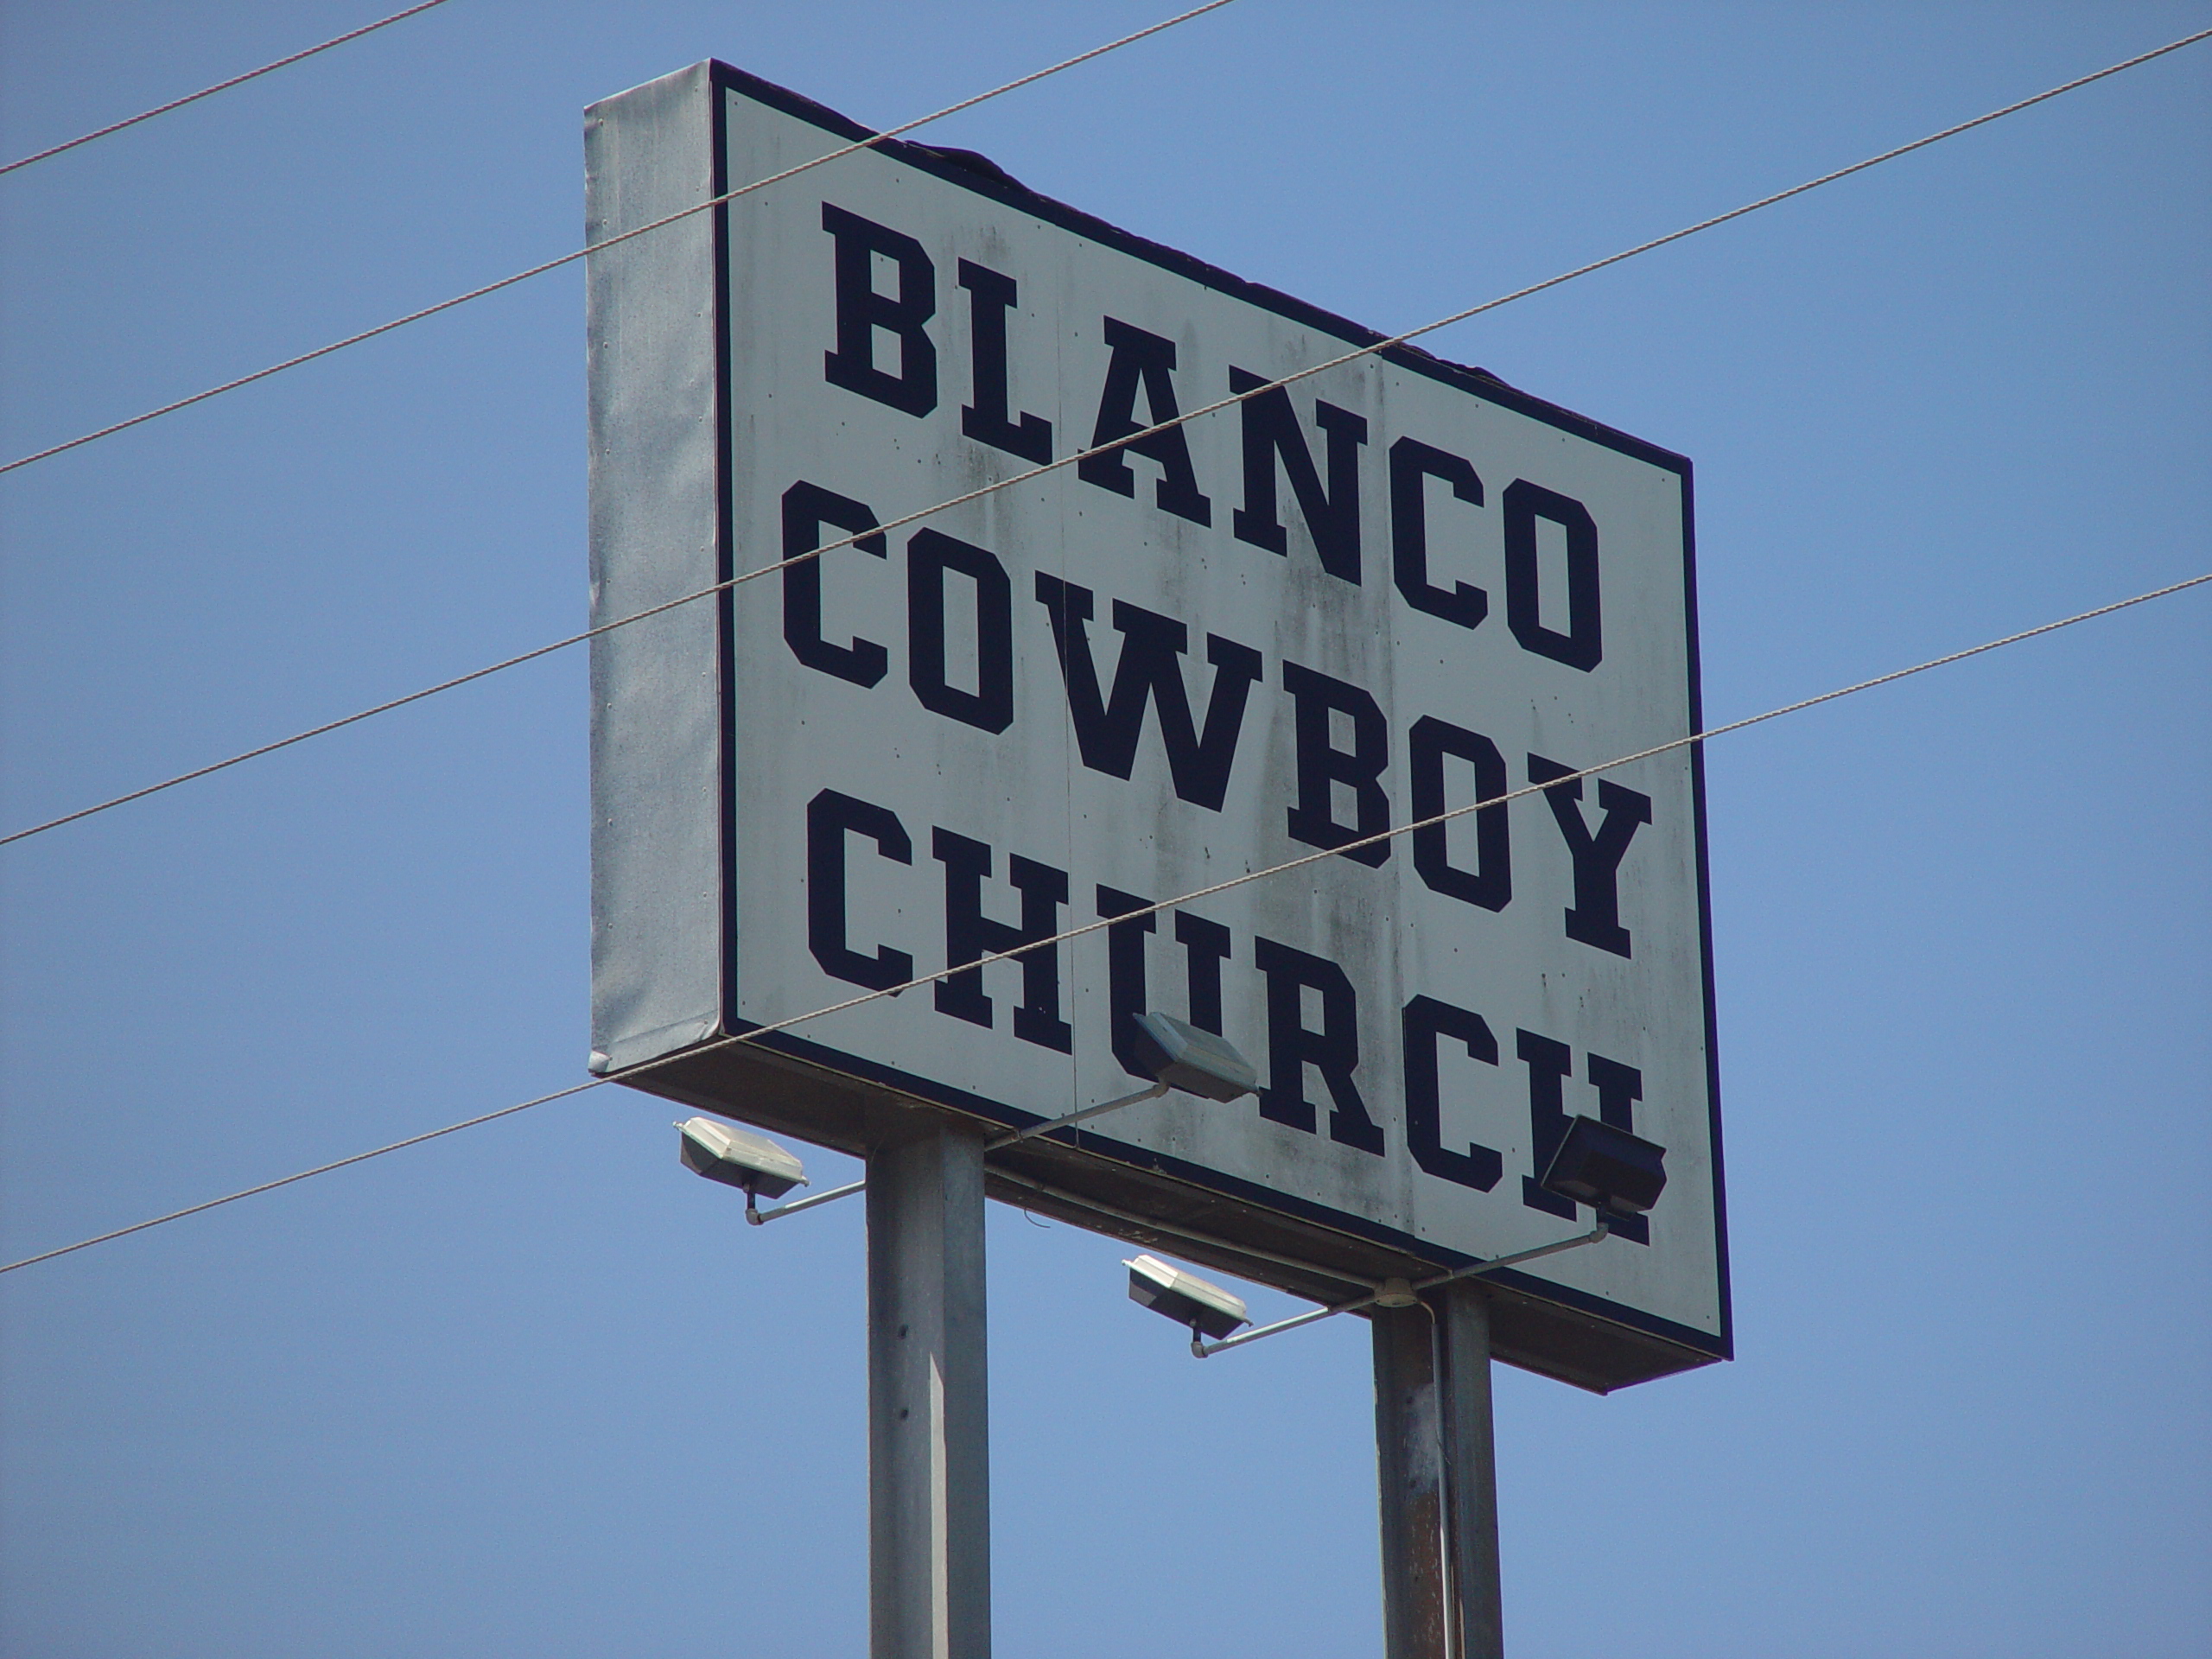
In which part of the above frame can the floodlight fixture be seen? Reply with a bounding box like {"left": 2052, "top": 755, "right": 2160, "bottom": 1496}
{"left": 677, "top": 1116, "right": 809, "bottom": 1218}
{"left": 1126, "top": 1253, "right": 1250, "bottom": 1353}
{"left": 1538, "top": 1115, "right": 1668, "bottom": 1218}
{"left": 1128, "top": 1011, "right": 1258, "bottom": 1103}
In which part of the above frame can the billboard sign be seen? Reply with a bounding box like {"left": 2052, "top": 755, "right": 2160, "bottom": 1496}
{"left": 587, "top": 62, "right": 1728, "bottom": 1389}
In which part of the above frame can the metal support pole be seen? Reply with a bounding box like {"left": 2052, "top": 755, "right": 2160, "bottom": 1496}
{"left": 1436, "top": 1282, "right": 1504, "bottom": 1659}
{"left": 1371, "top": 1303, "right": 1449, "bottom": 1659}
{"left": 867, "top": 1128, "right": 991, "bottom": 1659}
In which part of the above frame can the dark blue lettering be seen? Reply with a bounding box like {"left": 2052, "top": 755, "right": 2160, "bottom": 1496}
{"left": 1254, "top": 937, "right": 1383, "bottom": 1155}
{"left": 820, "top": 202, "right": 937, "bottom": 417}
{"left": 933, "top": 828, "right": 1071, "bottom": 1052}
{"left": 1402, "top": 995, "right": 1504, "bottom": 1191}
{"left": 1281, "top": 661, "right": 1391, "bottom": 867}
{"left": 782, "top": 480, "right": 887, "bottom": 688}
{"left": 1034, "top": 573, "right": 1261, "bottom": 811}
{"left": 1230, "top": 366, "right": 1367, "bottom": 583}
{"left": 1409, "top": 716, "right": 1510, "bottom": 912}
{"left": 1516, "top": 1028, "right": 1577, "bottom": 1220}
{"left": 1585, "top": 1052, "right": 1649, "bottom": 1243}
{"left": 1503, "top": 479, "right": 1601, "bottom": 671}
{"left": 1528, "top": 755, "right": 1650, "bottom": 957}
{"left": 1173, "top": 912, "right": 1231, "bottom": 1037}
{"left": 806, "top": 789, "right": 912, "bottom": 990}
{"left": 1077, "top": 317, "right": 1211, "bottom": 525}
{"left": 1096, "top": 885, "right": 1158, "bottom": 1082}
{"left": 957, "top": 258, "right": 1051, "bottom": 464}
{"left": 906, "top": 528, "right": 1013, "bottom": 734}
{"left": 1389, "top": 436, "right": 1487, "bottom": 628}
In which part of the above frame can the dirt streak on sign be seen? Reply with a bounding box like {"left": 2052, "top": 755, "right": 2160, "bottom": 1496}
{"left": 586, "top": 62, "right": 1729, "bottom": 1390}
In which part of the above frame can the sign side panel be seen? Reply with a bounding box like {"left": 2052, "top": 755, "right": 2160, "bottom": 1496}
{"left": 1680, "top": 463, "right": 1733, "bottom": 1359}
{"left": 587, "top": 64, "right": 725, "bottom": 1073}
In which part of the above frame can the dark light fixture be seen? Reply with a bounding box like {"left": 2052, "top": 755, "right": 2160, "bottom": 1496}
{"left": 1539, "top": 1116, "right": 1667, "bottom": 1218}
{"left": 1156, "top": 1116, "right": 1661, "bottom": 1362}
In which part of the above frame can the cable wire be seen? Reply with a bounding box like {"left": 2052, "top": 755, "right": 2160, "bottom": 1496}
{"left": 0, "top": 0, "right": 1240, "bottom": 479}
{"left": 3, "top": 569, "right": 2201, "bottom": 1275}
{"left": 0, "top": 0, "right": 456, "bottom": 178}
{"left": 1, "top": 24, "right": 2200, "bottom": 851}
{"left": 0, "top": 1078, "right": 607, "bottom": 1274}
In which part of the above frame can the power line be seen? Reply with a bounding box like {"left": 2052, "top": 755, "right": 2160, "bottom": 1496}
{"left": 0, "top": 0, "right": 456, "bottom": 178}
{"left": 3, "top": 569, "right": 2201, "bottom": 1276}
{"left": 0, "top": 0, "right": 1241, "bottom": 480}
{"left": 3, "top": 23, "right": 2202, "bottom": 853}
{"left": 3, "top": 18, "right": 2198, "bottom": 486}
{"left": 0, "top": 1079, "right": 606, "bottom": 1275}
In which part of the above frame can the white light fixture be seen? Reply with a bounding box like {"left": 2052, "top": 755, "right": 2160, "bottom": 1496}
{"left": 677, "top": 1116, "right": 809, "bottom": 1220}
{"left": 1125, "top": 1253, "right": 1250, "bottom": 1352}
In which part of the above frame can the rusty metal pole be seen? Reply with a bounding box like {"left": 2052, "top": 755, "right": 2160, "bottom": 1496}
{"left": 1437, "top": 1281, "right": 1504, "bottom": 1659}
{"left": 1372, "top": 1301, "right": 1449, "bottom": 1658}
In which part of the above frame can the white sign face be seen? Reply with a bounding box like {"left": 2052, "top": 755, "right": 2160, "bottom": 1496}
{"left": 587, "top": 63, "right": 1728, "bottom": 1379}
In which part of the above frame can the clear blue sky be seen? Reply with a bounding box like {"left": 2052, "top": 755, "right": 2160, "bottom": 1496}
{"left": 3, "top": 3, "right": 2207, "bottom": 1655}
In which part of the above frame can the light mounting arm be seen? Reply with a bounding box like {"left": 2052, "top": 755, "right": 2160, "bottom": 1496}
{"left": 1192, "top": 1218, "right": 1612, "bottom": 1357}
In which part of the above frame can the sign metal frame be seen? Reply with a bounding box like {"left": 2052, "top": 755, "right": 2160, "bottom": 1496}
{"left": 588, "top": 60, "right": 1730, "bottom": 1393}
